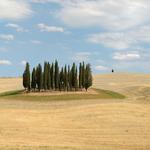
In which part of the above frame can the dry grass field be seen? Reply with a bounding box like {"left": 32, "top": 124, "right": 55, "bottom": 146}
{"left": 0, "top": 78, "right": 22, "bottom": 93}
{"left": 0, "top": 73, "right": 150, "bottom": 150}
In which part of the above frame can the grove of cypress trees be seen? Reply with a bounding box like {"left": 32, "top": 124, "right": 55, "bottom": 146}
{"left": 23, "top": 61, "right": 93, "bottom": 92}
{"left": 84, "top": 64, "right": 92, "bottom": 91}
{"left": 31, "top": 68, "right": 36, "bottom": 91}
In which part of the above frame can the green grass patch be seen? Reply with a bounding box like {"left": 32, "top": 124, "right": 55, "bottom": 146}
{"left": 0, "top": 90, "right": 24, "bottom": 97}
{"left": 0, "top": 88, "right": 125, "bottom": 101}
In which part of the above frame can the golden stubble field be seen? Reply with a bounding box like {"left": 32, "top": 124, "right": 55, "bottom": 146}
{"left": 0, "top": 73, "right": 150, "bottom": 150}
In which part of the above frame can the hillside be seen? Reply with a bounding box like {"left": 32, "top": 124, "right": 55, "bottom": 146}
{"left": 94, "top": 73, "right": 150, "bottom": 100}
{"left": 0, "top": 73, "right": 150, "bottom": 150}
{"left": 0, "top": 77, "right": 22, "bottom": 93}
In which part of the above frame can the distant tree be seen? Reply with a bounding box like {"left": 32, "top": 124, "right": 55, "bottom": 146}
{"left": 50, "top": 63, "right": 54, "bottom": 89}
{"left": 31, "top": 68, "right": 36, "bottom": 91}
{"left": 112, "top": 69, "right": 114, "bottom": 73}
{"left": 23, "top": 62, "right": 30, "bottom": 91}
{"left": 84, "top": 64, "right": 92, "bottom": 91}
{"left": 54, "top": 60, "right": 59, "bottom": 90}
{"left": 36, "top": 64, "right": 43, "bottom": 91}
{"left": 43, "top": 62, "right": 48, "bottom": 90}
{"left": 47, "top": 63, "right": 51, "bottom": 90}
{"left": 79, "top": 62, "right": 82, "bottom": 89}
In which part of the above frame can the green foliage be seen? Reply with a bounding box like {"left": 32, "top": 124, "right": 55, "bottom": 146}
{"left": 71, "top": 63, "right": 76, "bottom": 89}
{"left": 50, "top": 63, "right": 54, "bottom": 89}
{"left": 59, "top": 67, "right": 64, "bottom": 91}
{"left": 54, "top": 60, "right": 59, "bottom": 90}
{"left": 79, "top": 63, "right": 82, "bottom": 89}
{"left": 43, "top": 62, "right": 48, "bottom": 90}
{"left": 36, "top": 64, "right": 43, "bottom": 91}
{"left": 85, "top": 64, "right": 93, "bottom": 91}
{"left": 22, "top": 61, "right": 93, "bottom": 92}
{"left": 47, "top": 63, "right": 51, "bottom": 90}
{"left": 64, "top": 65, "right": 68, "bottom": 91}
{"left": 75, "top": 66, "right": 78, "bottom": 91}
{"left": 23, "top": 62, "right": 30, "bottom": 91}
{"left": 82, "top": 62, "right": 85, "bottom": 88}
{"left": 31, "top": 68, "right": 36, "bottom": 90}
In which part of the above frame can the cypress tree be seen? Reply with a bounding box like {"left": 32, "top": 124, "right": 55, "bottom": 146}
{"left": 23, "top": 71, "right": 27, "bottom": 90}
{"left": 67, "top": 65, "right": 71, "bottom": 91}
{"left": 54, "top": 60, "right": 59, "bottom": 90}
{"left": 43, "top": 62, "right": 48, "bottom": 90}
{"left": 64, "top": 65, "right": 68, "bottom": 91}
{"left": 82, "top": 62, "right": 85, "bottom": 88}
{"left": 71, "top": 63, "right": 76, "bottom": 90}
{"left": 31, "top": 67, "right": 36, "bottom": 91}
{"left": 23, "top": 62, "right": 30, "bottom": 91}
{"left": 47, "top": 62, "right": 51, "bottom": 90}
{"left": 84, "top": 64, "right": 92, "bottom": 91}
{"left": 59, "top": 67, "right": 64, "bottom": 91}
{"left": 36, "top": 64, "right": 43, "bottom": 91}
{"left": 79, "top": 62, "right": 82, "bottom": 89}
{"left": 50, "top": 63, "right": 54, "bottom": 89}
{"left": 75, "top": 66, "right": 78, "bottom": 91}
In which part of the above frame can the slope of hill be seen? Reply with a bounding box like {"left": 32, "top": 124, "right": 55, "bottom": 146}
{"left": 0, "top": 73, "right": 150, "bottom": 150}
{"left": 0, "top": 78, "right": 22, "bottom": 93}
{"left": 94, "top": 73, "right": 150, "bottom": 101}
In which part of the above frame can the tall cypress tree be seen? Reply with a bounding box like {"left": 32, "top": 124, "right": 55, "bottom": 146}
{"left": 64, "top": 65, "right": 68, "bottom": 91}
{"left": 43, "top": 62, "right": 48, "bottom": 90}
{"left": 79, "top": 62, "right": 82, "bottom": 90}
{"left": 50, "top": 63, "right": 54, "bottom": 89}
{"left": 47, "top": 62, "right": 51, "bottom": 90}
{"left": 23, "top": 70, "right": 27, "bottom": 90}
{"left": 36, "top": 64, "right": 43, "bottom": 91}
{"left": 82, "top": 62, "right": 85, "bottom": 88}
{"left": 59, "top": 67, "right": 64, "bottom": 91}
{"left": 71, "top": 63, "right": 76, "bottom": 90}
{"left": 54, "top": 60, "right": 59, "bottom": 90}
{"left": 84, "top": 64, "right": 92, "bottom": 91}
{"left": 31, "top": 67, "right": 36, "bottom": 91}
{"left": 23, "top": 62, "right": 30, "bottom": 91}
{"left": 75, "top": 66, "right": 78, "bottom": 91}
{"left": 67, "top": 65, "right": 71, "bottom": 91}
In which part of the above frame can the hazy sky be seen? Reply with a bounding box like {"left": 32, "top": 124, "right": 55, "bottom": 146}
{"left": 0, "top": 0, "right": 150, "bottom": 76}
